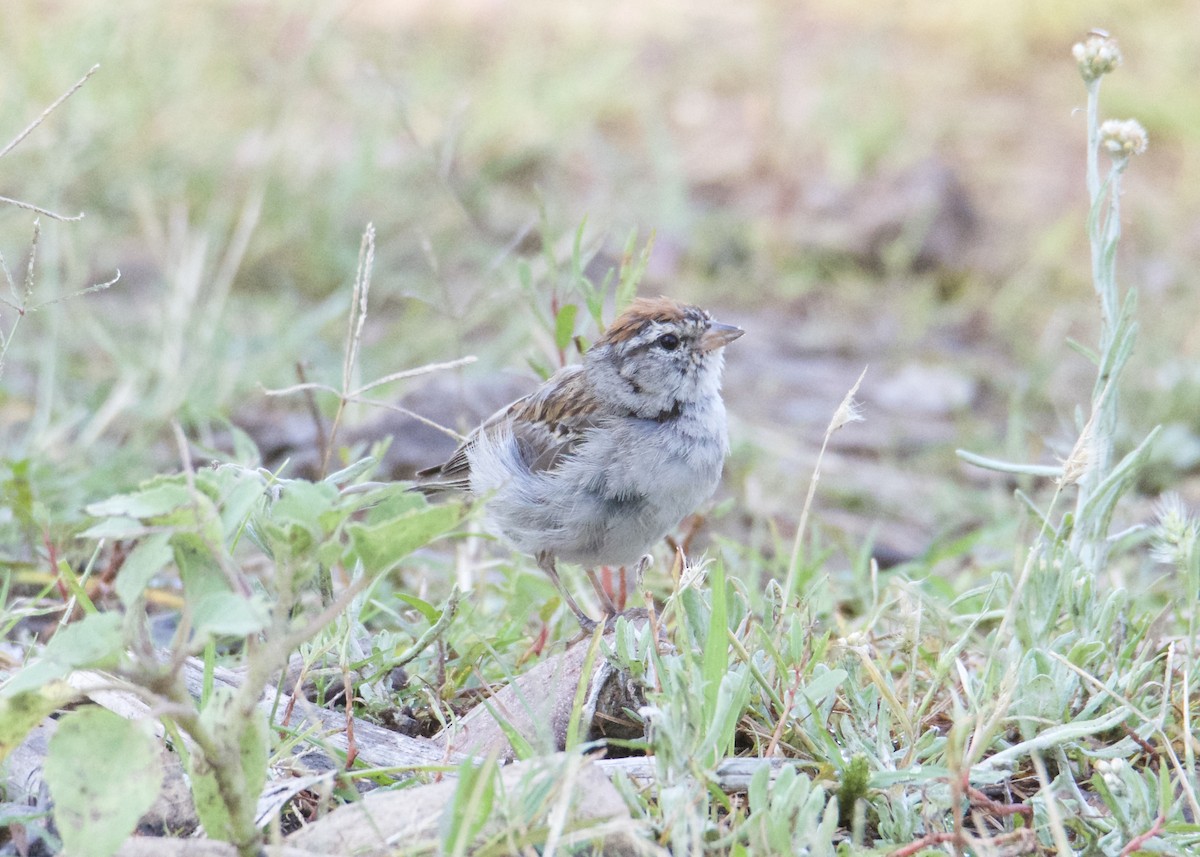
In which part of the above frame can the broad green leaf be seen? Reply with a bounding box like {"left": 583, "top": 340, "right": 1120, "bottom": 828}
{"left": 1, "top": 613, "right": 124, "bottom": 696}
{"left": 869, "top": 766, "right": 954, "bottom": 788}
{"left": 159, "top": 488, "right": 224, "bottom": 546}
{"left": 115, "top": 533, "right": 173, "bottom": 605}
{"left": 174, "top": 535, "right": 233, "bottom": 602}
{"left": 79, "top": 516, "right": 151, "bottom": 540}
{"left": 348, "top": 504, "right": 459, "bottom": 575}
{"left": 50, "top": 612, "right": 124, "bottom": 667}
{"left": 85, "top": 482, "right": 192, "bottom": 520}
{"left": 800, "top": 668, "right": 848, "bottom": 707}
{"left": 358, "top": 482, "right": 428, "bottom": 524}
{"left": 0, "top": 659, "right": 71, "bottom": 699}
{"left": 258, "top": 479, "right": 339, "bottom": 559}
{"left": 270, "top": 479, "right": 338, "bottom": 533}
{"left": 748, "top": 761, "right": 770, "bottom": 813}
{"left": 218, "top": 473, "right": 267, "bottom": 543}
{"left": 191, "top": 592, "right": 270, "bottom": 638}
{"left": 45, "top": 707, "right": 162, "bottom": 857}
{"left": 0, "top": 682, "right": 77, "bottom": 763}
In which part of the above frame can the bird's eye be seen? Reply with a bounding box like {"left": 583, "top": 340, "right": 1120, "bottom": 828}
{"left": 657, "top": 333, "right": 680, "bottom": 351}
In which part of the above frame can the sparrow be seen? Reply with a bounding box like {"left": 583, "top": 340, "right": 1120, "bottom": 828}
{"left": 418, "top": 297, "right": 743, "bottom": 629}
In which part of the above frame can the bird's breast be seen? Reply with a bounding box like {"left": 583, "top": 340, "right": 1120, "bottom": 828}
{"left": 588, "top": 407, "right": 727, "bottom": 503}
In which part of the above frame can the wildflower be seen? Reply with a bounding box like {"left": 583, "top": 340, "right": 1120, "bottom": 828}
{"left": 1099, "top": 118, "right": 1149, "bottom": 157}
{"left": 1073, "top": 32, "right": 1122, "bottom": 82}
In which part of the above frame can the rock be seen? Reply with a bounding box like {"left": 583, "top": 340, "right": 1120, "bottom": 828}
{"left": 873, "top": 362, "right": 977, "bottom": 416}
{"left": 286, "top": 754, "right": 645, "bottom": 857}
{"left": 437, "top": 631, "right": 645, "bottom": 763}
{"left": 796, "top": 156, "right": 979, "bottom": 274}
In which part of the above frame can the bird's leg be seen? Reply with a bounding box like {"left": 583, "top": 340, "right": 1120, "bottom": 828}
{"left": 537, "top": 552, "right": 597, "bottom": 632}
{"left": 585, "top": 567, "right": 620, "bottom": 618}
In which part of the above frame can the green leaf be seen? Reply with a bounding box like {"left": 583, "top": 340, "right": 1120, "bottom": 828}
{"left": 50, "top": 612, "right": 125, "bottom": 666}
{"left": 85, "top": 481, "right": 192, "bottom": 520}
{"left": 191, "top": 592, "right": 271, "bottom": 638}
{"left": 323, "top": 456, "right": 377, "bottom": 486}
{"left": 2, "top": 458, "right": 37, "bottom": 539}
{"left": 616, "top": 229, "right": 655, "bottom": 310}
{"left": 679, "top": 587, "right": 708, "bottom": 650}
{"left": 254, "top": 479, "right": 340, "bottom": 561}
{"left": 701, "top": 666, "right": 752, "bottom": 768}
{"left": 441, "top": 751, "right": 499, "bottom": 856}
{"left": 45, "top": 707, "right": 163, "bottom": 857}
{"left": 569, "top": 216, "right": 589, "bottom": 287}
{"left": 0, "top": 682, "right": 77, "bottom": 763}
{"left": 270, "top": 479, "right": 339, "bottom": 533}
{"left": 358, "top": 483, "right": 430, "bottom": 524}
{"left": 800, "top": 668, "right": 848, "bottom": 707}
{"left": 348, "top": 503, "right": 459, "bottom": 575}
{"left": 748, "top": 761, "right": 770, "bottom": 813}
{"left": 554, "top": 303, "right": 578, "bottom": 352}
{"left": 394, "top": 592, "right": 441, "bottom": 623}
{"left": 218, "top": 472, "right": 267, "bottom": 543}
{"left": 56, "top": 559, "right": 98, "bottom": 615}
{"left": 1, "top": 613, "right": 125, "bottom": 696}
{"left": 702, "top": 561, "right": 729, "bottom": 723}
{"left": 79, "top": 516, "right": 152, "bottom": 540}
{"left": 479, "top": 696, "right": 537, "bottom": 761}
{"left": 173, "top": 536, "right": 234, "bottom": 602}
{"left": 115, "top": 533, "right": 173, "bottom": 605}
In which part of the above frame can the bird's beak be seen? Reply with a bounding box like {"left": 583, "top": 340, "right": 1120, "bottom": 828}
{"left": 698, "top": 321, "right": 744, "bottom": 352}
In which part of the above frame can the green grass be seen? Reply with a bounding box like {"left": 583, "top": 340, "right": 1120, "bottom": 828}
{"left": 3, "top": 4, "right": 1200, "bottom": 856}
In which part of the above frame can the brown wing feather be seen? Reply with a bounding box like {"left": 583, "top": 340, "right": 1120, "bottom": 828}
{"left": 509, "top": 368, "right": 606, "bottom": 473}
{"left": 415, "top": 365, "right": 606, "bottom": 490}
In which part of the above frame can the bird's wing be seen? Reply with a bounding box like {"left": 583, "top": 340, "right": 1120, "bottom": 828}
{"left": 415, "top": 365, "right": 605, "bottom": 488}
{"left": 506, "top": 366, "right": 607, "bottom": 474}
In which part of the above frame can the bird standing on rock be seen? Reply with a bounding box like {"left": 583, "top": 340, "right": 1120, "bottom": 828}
{"left": 418, "top": 297, "right": 743, "bottom": 629}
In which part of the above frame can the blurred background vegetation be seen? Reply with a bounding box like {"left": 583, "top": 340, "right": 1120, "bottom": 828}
{"left": 3, "top": 0, "right": 1199, "bottom": 570}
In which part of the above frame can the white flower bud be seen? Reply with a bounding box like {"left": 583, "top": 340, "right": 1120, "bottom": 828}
{"left": 1099, "top": 119, "right": 1149, "bottom": 157}
{"left": 1073, "top": 32, "right": 1123, "bottom": 82}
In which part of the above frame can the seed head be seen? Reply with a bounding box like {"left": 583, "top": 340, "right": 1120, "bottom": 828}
{"left": 1058, "top": 426, "right": 1093, "bottom": 487}
{"left": 1099, "top": 118, "right": 1149, "bottom": 158}
{"left": 1151, "top": 492, "right": 1197, "bottom": 567}
{"left": 831, "top": 396, "right": 865, "bottom": 432}
{"left": 1073, "top": 32, "right": 1122, "bottom": 82}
